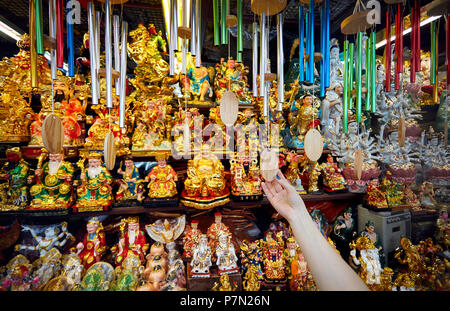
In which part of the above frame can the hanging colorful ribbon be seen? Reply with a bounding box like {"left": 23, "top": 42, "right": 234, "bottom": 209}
{"left": 447, "top": 16, "right": 449, "bottom": 89}
{"left": 394, "top": 8, "right": 399, "bottom": 90}
{"left": 356, "top": 31, "right": 362, "bottom": 123}
{"left": 119, "top": 21, "right": 128, "bottom": 129}
{"left": 66, "top": 0, "right": 75, "bottom": 77}
{"left": 299, "top": 5, "right": 304, "bottom": 83}
{"left": 305, "top": 10, "right": 310, "bottom": 81}
{"left": 35, "top": 0, "right": 44, "bottom": 55}
{"left": 88, "top": 1, "right": 98, "bottom": 106}
{"left": 56, "top": 0, "right": 64, "bottom": 68}
{"left": 385, "top": 9, "right": 391, "bottom": 92}
{"left": 343, "top": 40, "right": 349, "bottom": 133}
{"left": 398, "top": 3, "right": 404, "bottom": 76}
{"left": 432, "top": 21, "right": 439, "bottom": 104}
{"left": 49, "top": 0, "right": 57, "bottom": 80}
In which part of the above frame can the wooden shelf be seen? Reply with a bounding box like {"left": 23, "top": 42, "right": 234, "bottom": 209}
{"left": 0, "top": 192, "right": 363, "bottom": 219}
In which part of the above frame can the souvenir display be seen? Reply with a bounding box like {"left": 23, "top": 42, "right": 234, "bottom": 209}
{"left": 0, "top": 0, "right": 447, "bottom": 293}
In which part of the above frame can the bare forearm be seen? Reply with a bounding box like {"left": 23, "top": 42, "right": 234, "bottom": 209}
{"left": 289, "top": 207, "right": 368, "bottom": 291}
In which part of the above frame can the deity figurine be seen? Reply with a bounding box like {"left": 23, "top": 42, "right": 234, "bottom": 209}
{"left": 229, "top": 156, "right": 263, "bottom": 200}
{"left": 350, "top": 236, "right": 383, "bottom": 289}
{"left": 15, "top": 222, "right": 74, "bottom": 259}
{"left": 0, "top": 147, "right": 29, "bottom": 211}
{"left": 380, "top": 172, "right": 404, "bottom": 208}
{"left": 29, "top": 76, "right": 85, "bottom": 147}
{"left": 419, "top": 181, "right": 437, "bottom": 210}
{"left": 111, "top": 252, "right": 145, "bottom": 291}
{"left": 319, "top": 154, "right": 347, "bottom": 192}
{"left": 30, "top": 248, "right": 63, "bottom": 290}
{"left": 360, "top": 220, "right": 384, "bottom": 267}
{"left": 261, "top": 233, "right": 286, "bottom": 284}
{"left": 0, "top": 255, "right": 35, "bottom": 291}
{"left": 28, "top": 150, "right": 74, "bottom": 211}
{"left": 190, "top": 234, "right": 213, "bottom": 278}
{"left": 60, "top": 253, "right": 84, "bottom": 285}
{"left": 182, "top": 220, "right": 202, "bottom": 259}
{"left": 72, "top": 217, "right": 107, "bottom": 270}
{"left": 329, "top": 38, "right": 344, "bottom": 84}
{"left": 310, "top": 209, "right": 329, "bottom": 238}
{"left": 207, "top": 212, "right": 232, "bottom": 251}
{"left": 215, "top": 233, "right": 239, "bottom": 275}
{"left": 283, "top": 237, "right": 298, "bottom": 280}
{"left": 0, "top": 78, "right": 34, "bottom": 142}
{"left": 403, "top": 186, "right": 421, "bottom": 211}
{"left": 181, "top": 144, "right": 230, "bottom": 209}
{"left": 286, "top": 94, "right": 321, "bottom": 148}
{"left": 78, "top": 262, "right": 115, "bottom": 291}
{"left": 115, "top": 155, "right": 144, "bottom": 203}
{"left": 214, "top": 57, "right": 252, "bottom": 105}
{"left": 290, "top": 249, "right": 315, "bottom": 291}
{"left": 435, "top": 208, "right": 449, "bottom": 248}
{"left": 330, "top": 207, "right": 357, "bottom": 260}
{"left": 365, "top": 179, "right": 388, "bottom": 209}
{"left": 84, "top": 96, "right": 130, "bottom": 155}
{"left": 242, "top": 264, "right": 263, "bottom": 291}
{"left": 181, "top": 58, "right": 214, "bottom": 103}
{"left": 145, "top": 215, "right": 186, "bottom": 245}
{"left": 393, "top": 237, "right": 427, "bottom": 288}
{"left": 302, "top": 159, "right": 322, "bottom": 194}
{"left": 212, "top": 274, "right": 238, "bottom": 291}
{"left": 131, "top": 98, "right": 173, "bottom": 151}
{"left": 321, "top": 80, "right": 343, "bottom": 141}
{"left": 240, "top": 240, "right": 264, "bottom": 291}
{"left": 283, "top": 151, "right": 307, "bottom": 194}
{"left": 74, "top": 152, "right": 113, "bottom": 212}
{"left": 111, "top": 217, "right": 149, "bottom": 268}
{"left": 145, "top": 153, "right": 178, "bottom": 199}
{"left": 127, "top": 23, "right": 170, "bottom": 91}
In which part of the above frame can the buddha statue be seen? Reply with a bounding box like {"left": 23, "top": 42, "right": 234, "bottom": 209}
{"left": 181, "top": 144, "right": 230, "bottom": 209}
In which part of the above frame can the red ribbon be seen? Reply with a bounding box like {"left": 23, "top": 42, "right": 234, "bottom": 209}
{"left": 386, "top": 10, "right": 391, "bottom": 92}
{"left": 56, "top": 0, "right": 64, "bottom": 68}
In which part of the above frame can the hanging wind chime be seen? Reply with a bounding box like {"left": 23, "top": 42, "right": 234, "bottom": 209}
{"left": 341, "top": 0, "right": 372, "bottom": 180}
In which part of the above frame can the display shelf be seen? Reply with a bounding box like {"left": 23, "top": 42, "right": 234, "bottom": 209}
{"left": 0, "top": 192, "right": 363, "bottom": 219}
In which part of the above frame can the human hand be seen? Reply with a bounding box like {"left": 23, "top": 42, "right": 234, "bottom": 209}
{"left": 261, "top": 170, "right": 306, "bottom": 223}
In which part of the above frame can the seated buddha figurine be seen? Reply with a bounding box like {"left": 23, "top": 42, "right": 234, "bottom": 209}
{"left": 145, "top": 153, "right": 178, "bottom": 199}
{"left": 28, "top": 149, "right": 74, "bottom": 211}
{"left": 115, "top": 155, "right": 144, "bottom": 203}
{"left": 181, "top": 144, "right": 230, "bottom": 209}
{"left": 74, "top": 152, "right": 113, "bottom": 212}
{"left": 319, "top": 154, "right": 347, "bottom": 192}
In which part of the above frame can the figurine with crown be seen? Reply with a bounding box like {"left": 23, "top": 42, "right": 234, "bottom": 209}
{"left": 73, "top": 152, "right": 113, "bottom": 212}
{"left": 111, "top": 216, "right": 149, "bottom": 268}
{"left": 229, "top": 154, "right": 263, "bottom": 201}
{"left": 27, "top": 148, "right": 75, "bottom": 214}
{"left": 71, "top": 217, "right": 107, "bottom": 270}
{"left": 144, "top": 152, "right": 178, "bottom": 207}
{"left": 115, "top": 154, "right": 144, "bottom": 205}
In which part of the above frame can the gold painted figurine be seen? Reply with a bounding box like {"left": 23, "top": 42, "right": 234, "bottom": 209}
{"left": 145, "top": 153, "right": 178, "bottom": 199}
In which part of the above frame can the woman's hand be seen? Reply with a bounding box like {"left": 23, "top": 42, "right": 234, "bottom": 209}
{"left": 261, "top": 170, "right": 306, "bottom": 222}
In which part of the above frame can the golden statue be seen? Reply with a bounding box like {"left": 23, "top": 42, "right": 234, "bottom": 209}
{"left": 214, "top": 57, "right": 252, "bottom": 105}
{"left": 349, "top": 236, "right": 383, "bottom": 290}
{"left": 394, "top": 237, "right": 427, "bottom": 289}
{"left": 287, "top": 94, "right": 321, "bottom": 148}
{"left": 0, "top": 78, "right": 34, "bottom": 142}
{"left": 212, "top": 274, "right": 238, "bottom": 291}
{"left": 181, "top": 144, "right": 230, "bottom": 209}
{"left": 145, "top": 153, "right": 178, "bottom": 199}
